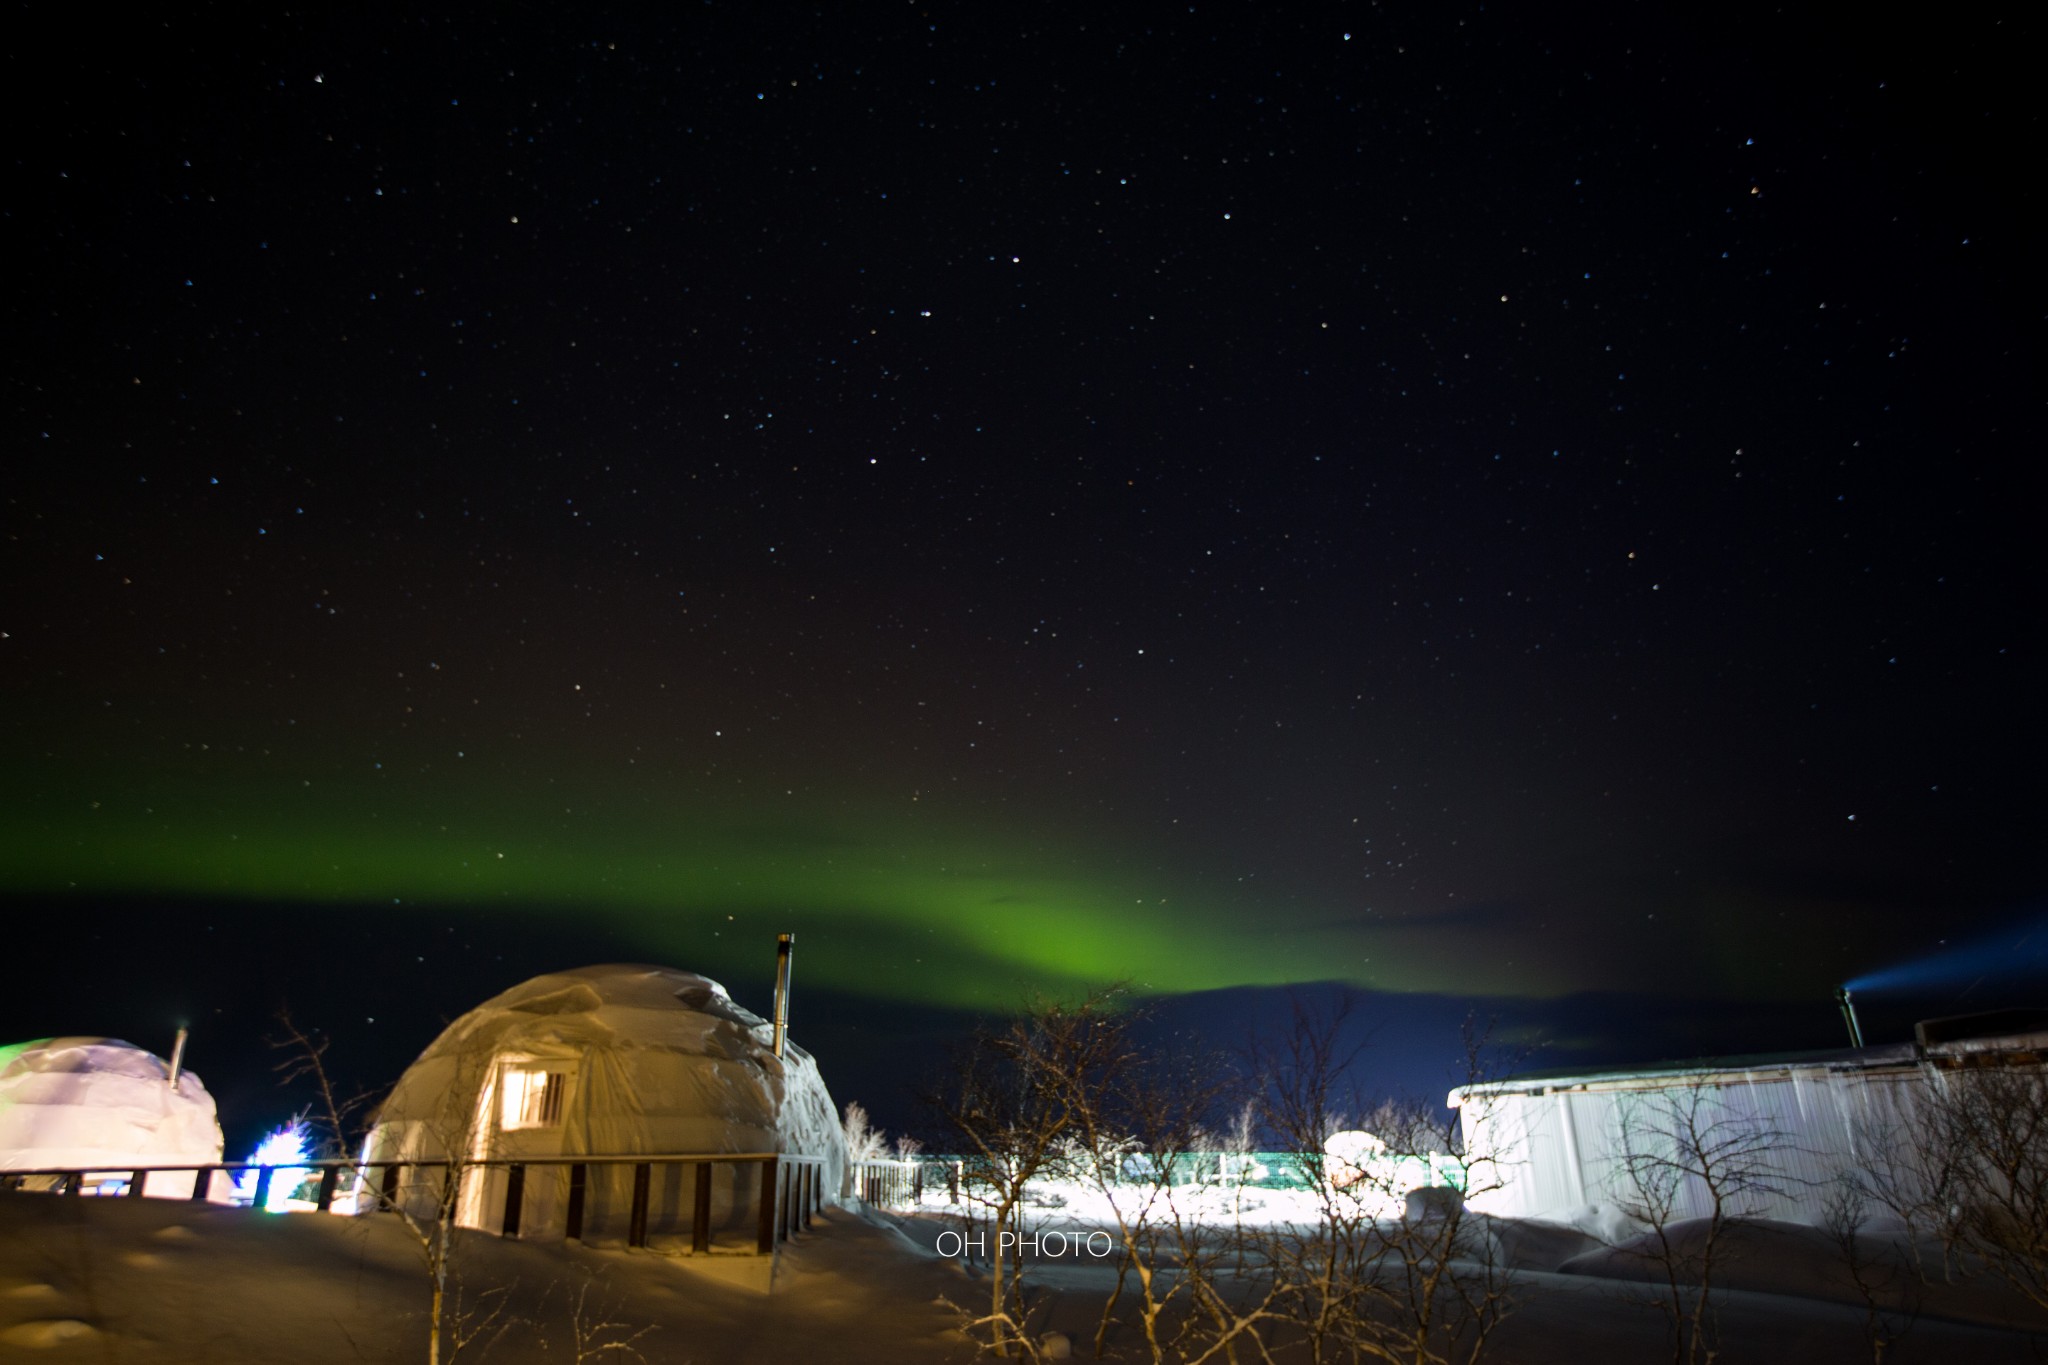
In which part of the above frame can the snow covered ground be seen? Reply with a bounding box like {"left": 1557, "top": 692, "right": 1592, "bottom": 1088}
{"left": 1, "top": 1186, "right": 2042, "bottom": 1363}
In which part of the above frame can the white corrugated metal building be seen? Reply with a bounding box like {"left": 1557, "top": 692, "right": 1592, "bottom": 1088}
{"left": 1448, "top": 1012, "right": 2048, "bottom": 1224}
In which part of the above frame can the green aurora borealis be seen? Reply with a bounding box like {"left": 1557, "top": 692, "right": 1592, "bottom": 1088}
{"left": 0, "top": 505, "right": 1998, "bottom": 1023}
{"left": 0, "top": 765, "right": 1393, "bottom": 1009}
{"left": 0, "top": 733, "right": 1888, "bottom": 1014}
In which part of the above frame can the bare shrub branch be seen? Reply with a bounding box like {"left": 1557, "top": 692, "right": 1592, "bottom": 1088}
{"left": 1610, "top": 1076, "right": 1788, "bottom": 1365}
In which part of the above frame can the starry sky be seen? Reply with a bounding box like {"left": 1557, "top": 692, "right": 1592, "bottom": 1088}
{"left": 4, "top": 3, "right": 2041, "bottom": 1143}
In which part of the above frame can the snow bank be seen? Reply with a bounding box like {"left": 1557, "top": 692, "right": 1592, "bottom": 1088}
{"left": 5, "top": 1192, "right": 2046, "bottom": 1363}
{"left": 1556, "top": 1216, "right": 2048, "bottom": 1333}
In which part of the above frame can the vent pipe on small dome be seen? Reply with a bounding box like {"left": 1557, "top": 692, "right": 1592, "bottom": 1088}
{"left": 167, "top": 1026, "right": 189, "bottom": 1087}
{"left": 773, "top": 933, "right": 795, "bottom": 1059}
{"left": 1835, "top": 987, "right": 1865, "bottom": 1049}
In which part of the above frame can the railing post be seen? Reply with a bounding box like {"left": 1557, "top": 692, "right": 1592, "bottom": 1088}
{"left": 315, "top": 1166, "right": 341, "bottom": 1212}
{"left": 380, "top": 1164, "right": 400, "bottom": 1207}
{"left": 501, "top": 1164, "right": 525, "bottom": 1238}
{"left": 629, "top": 1163, "right": 651, "bottom": 1248}
{"left": 65, "top": 1173, "right": 83, "bottom": 1197}
{"left": 692, "top": 1162, "right": 712, "bottom": 1253}
{"left": 126, "top": 1170, "right": 148, "bottom": 1198}
{"left": 250, "top": 1166, "right": 274, "bottom": 1210}
{"left": 565, "top": 1163, "right": 587, "bottom": 1242}
{"left": 756, "top": 1158, "right": 777, "bottom": 1254}
{"left": 190, "top": 1167, "right": 213, "bottom": 1202}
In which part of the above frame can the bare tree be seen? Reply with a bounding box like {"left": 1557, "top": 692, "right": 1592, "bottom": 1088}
{"left": 1052, "top": 1021, "right": 1284, "bottom": 1365}
{"left": 930, "top": 989, "right": 1522, "bottom": 1364}
{"left": 931, "top": 990, "right": 1136, "bottom": 1359}
{"left": 1253, "top": 1000, "right": 1517, "bottom": 1365}
{"left": 271, "top": 1011, "right": 512, "bottom": 1365}
{"left": 1356, "top": 1091, "right": 1514, "bottom": 1365}
{"left": 1054, "top": 1013, "right": 1185, "bottom": 1363}
{"left": 1222, "top": 1100, "right": 1259, "bottom": 1186}
{"left": 1896, "top": 1057, "right": 2048, "bottom": 1319}
{"left": 269, "top": 1011, "right": 380, "bottom": 1163}
{"left": 1830, "top": 1050, "right": 2048, "bottom": 1364}
{"left": 1252, "top": 993, "right": 1371, "bottom": 1365}
{"left": 842, "top": 1100, "right": 890, "bottom": 1163}
{"left": 1609, "top": 1076, "right": 1788, "bottom": 1365}
{"left": 1821, "top": 1173, "right": 1921, "bottom": 1364}
{"left": 1850, "top": 1081, "right": 1953, "bottom": 1268}
{"left": 440, "top": 1279, "right": 518, "bottom": 1364}
{"left": 378, "top": 1042, "right": 517, "bottom": 1365}
{"left": 536, "top": 1272, "right": 659, "bottom": 1363}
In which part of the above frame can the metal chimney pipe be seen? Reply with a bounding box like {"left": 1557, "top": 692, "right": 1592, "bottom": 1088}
{"left": 772, "top": 933, "right": 795, "bottom": 1059}
{"left": 167, "top": 1027, "right": 189, "bottom": 1088}
{"left": 1835, "top": 987, "right": 1865, "bottom": 1049}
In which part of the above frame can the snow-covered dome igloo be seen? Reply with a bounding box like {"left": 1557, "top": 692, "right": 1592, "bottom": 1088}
{"left": 363, "top": 965, "right": 845, "bottom": 1243}
{"left": 0, "top": 1037, "right": 224, "bottom": 1196}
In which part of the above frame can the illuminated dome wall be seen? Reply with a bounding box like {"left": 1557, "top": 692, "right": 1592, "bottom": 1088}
{"left": 363, "top": 964, "right": 846, "bottom": 1243}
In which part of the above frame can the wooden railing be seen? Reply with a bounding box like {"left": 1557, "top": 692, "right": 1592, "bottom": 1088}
{"left": 849, "top": 1157, "right": 923, "bottom": 1208}
{"left": 0, "top": 1153, "right": 827, "bottom": 1255}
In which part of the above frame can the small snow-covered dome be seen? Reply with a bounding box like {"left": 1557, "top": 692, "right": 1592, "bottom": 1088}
{"left": 0, "top": 1037, "right": 223, "bottom": 1177}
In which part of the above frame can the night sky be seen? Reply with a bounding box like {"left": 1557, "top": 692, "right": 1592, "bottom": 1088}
{"left": 4, "top": 4, "right": 2041, "bottom": 1148}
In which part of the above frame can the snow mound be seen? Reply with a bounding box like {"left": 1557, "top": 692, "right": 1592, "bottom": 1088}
{"left": 0, "top": 1318, "right": 99, "bottom": 1347}
{"left": 1545, "top": 1202, "right": 1652, "bottom": 1244}
{"left": 1482, "top": 1214, "right": 1607, "bottom": 1271}
{"left": 1557, "top": 1217, "right": 2048, "bottom": 1332}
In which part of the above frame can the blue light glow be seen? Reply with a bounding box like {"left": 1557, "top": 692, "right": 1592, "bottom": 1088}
{"left": 1846, "top": 909, "right": 2048, "bottom": 997}
{"left": 235, "top": 1120, "right": 313, "bottom": 1211}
